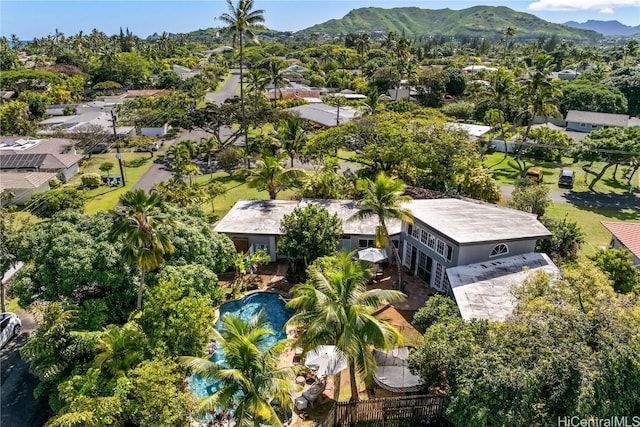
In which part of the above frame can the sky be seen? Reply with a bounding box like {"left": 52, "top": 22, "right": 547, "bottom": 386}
{"left": 1, "top": 0, "right": 639, "bottom": 39}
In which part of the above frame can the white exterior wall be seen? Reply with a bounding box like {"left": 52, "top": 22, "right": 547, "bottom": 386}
{"left": 610, "top": 237, "right": 640, "bottom": 268}
{"left": 8, "top": 182, "right": 50, "bottom": 205}
{"left": 566, "top": 121, "right": 609, "bottom": 133}
{"left": 141, "top": 123, "right": 169, "bottom": 137}
{"left": 457, "top": 239, "right": 538, "bottom": 266}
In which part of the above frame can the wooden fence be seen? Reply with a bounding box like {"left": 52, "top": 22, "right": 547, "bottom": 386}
{"left": 318, "top": 395, "right": 448, "bottom": 427}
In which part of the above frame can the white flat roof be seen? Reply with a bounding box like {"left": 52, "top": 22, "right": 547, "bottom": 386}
{"left": 447, "top": 123, "right": 492, "bottom": 137}
{"left": 403, "top": 199, "right": 551, "bottom": 244}
{"left": 448, "top": 252, "right": 559, "bottom": 321}
{"left": 300, "top": 199, "right": 401, "bottom": 236}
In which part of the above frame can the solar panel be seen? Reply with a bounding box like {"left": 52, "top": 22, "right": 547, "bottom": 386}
{"left": 0, "top": 153, "right": 48, "bottom": 169}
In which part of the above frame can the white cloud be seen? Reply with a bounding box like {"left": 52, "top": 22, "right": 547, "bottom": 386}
{"left": 528, "top": 0, "right": 640, "bottom": 12}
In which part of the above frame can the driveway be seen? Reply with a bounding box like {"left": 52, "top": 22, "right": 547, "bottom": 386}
{"left": 500, "top": 185, "right": 640, "bottom": 209}
{"left": 1, "top": 312, "right": 51, "bottom": 427}
{"left": 205, "top": 69, "right": 240, "bottom": 105}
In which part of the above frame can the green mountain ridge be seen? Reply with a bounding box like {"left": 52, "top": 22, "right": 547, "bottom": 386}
{"left": 300, "top": 6, "right": 601, "bottom": 41}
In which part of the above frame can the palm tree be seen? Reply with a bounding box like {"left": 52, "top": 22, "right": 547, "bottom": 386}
{"left": 219, "top": 0, "right": 265, "bottom": 168}
{"left": 353, "top": 173, "right": 413, "bottom": 289}
{"left": 354, "top": 32, "right": 370, "bottom": 68}
{"left": 263, "top": 58, "right": 288, "bottom": 105}
{"left": 183, "top": 312, "right": 297, "bottom": 426}
{"left": 287, "top": 252, "right": 406, "bottom": 401}
{"left": 109, "top": 190, "right": 175, "bottom": 310}
{"left": 519, "top": 54, "right": 562, "bottom": 141}
{"left": 277, "top": 117, "right": 308, "bottom": 167}
{"left": 244, "top": 152, "right": 306, "bottom": 200}
{"left": 503, "top": 26, "right": 515, "bottom": 64}
{"left": 94, "top": 324, "right": 146, "bottom": 377}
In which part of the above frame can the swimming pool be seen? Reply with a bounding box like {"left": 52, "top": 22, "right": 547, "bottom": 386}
{"left": 188, "top": 292, "right": 295, "bottom": 399}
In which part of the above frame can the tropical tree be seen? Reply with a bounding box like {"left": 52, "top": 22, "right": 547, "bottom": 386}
{"left": 218, "top": 0, "right": 265, "bottom": 167}
{"left": 243, "top": 152, "right": 306, "bottom": 200}
{"left": 109, "top": 190, "right": 176, "bottom": 310}
{"left": 93, "top": 323, "right": 146, "bottom": 377}
{"left": 353, "top": 173, "right": 413, "bottom": 288}
{"left": 277, "top": 117, "right": 308, "bottom": 167}
{"left": 287, "top": 252, "right": 406, "bottom": 401}
{"left": 262, "top": 57, "right": 287, "bottom": 105}
{"left": 183, "top": 312, "right": 297, "bottom": 426}
{"left": 519, "top": 54, "right": 562, "bottom": 141}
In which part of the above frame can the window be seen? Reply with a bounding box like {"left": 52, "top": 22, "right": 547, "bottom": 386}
{"left": 407, "top": 224, "right": 413, "bottom": 236}
{"left": 404, "top": 243, "right": 413, "bottom": 267}
{"left": 417, "top": 252, "right": 433, "bottom": 283}
{"left": 427, "top": 234, "right": 436, "bottom": 250}
{"left": 434, "top": 263, "right": 444, "bottom": 289}
{"left": 490, "top": 243, "right": 509, "bottom": 257}
{"left": 420, "top": 229, "right": 429, "bottom": 245}
{"left": 358, "top": 239, "right": 375, "bottom": 248}
{"left": 436, "top": 239, "right": 445, "bottom": 256}
{"left": 446, "top": 245, "right": 453, "bottom": 262}
{"left": 411, "top": 225, "right": 420, "bottom": 239}
{"left": 579, "top": 123, "right": 586, "bottom": 128}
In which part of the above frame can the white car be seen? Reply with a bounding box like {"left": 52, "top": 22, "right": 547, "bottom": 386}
{"left": 0, "top": 313, "right": 22, "bottom": 349}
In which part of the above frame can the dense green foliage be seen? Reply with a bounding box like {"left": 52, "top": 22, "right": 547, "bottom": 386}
{"left": 410, "top": 263, "right": 640, "bottom": 425}
{"left": 560, "top": 79, "right": 628, "bottom": 115}
{"left": 27, "top": 187, "right": 87, "bottom": 218}
{"left": 591, "top": 248, "right": 640, "bottom": 294}
{"left": 277, "top": 204, "right": 343, "bottom": 267}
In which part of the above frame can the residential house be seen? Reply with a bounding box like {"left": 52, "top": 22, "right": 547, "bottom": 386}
{"left": 0, "top": 171, "right": 57, "bottom": 205}
{"left": 286, "top": 103, "right": 362, "bottom": 128}
{"left": 401, "top": 199, "right": 552, "bottom": 294}
{"left": 213, "top": 199, "right": 400, "bottom": 262}
{"left": 215, "top": 197, "right": 557, "bottom": 321}
{"left": 38, "top": 110, "right": 135, "bottom": 139}
{"left": 601, "top": 222, "right": 640, "bottom": 267}
{"left": 286, "top": 64, "right": 309, "bottom": 73}
{"left": 565, "top": 110, "right": 638, "bottom": 132}
{"left": 0, "top": 137, "right": 83, "bottom": 181}
{"left": 171, "top": 65, "right": 200, "bottom": 80}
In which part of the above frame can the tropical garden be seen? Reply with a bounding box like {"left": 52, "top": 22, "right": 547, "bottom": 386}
{"left": 1, "top": 0, "right": 640, "bottom": 425}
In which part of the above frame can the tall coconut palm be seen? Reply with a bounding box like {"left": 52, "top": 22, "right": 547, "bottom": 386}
{"left": 109, "top": 190, "right": 175, "bottom": 310}
{"left": 277, "top": 117, "right": 308, "bottom": 167}
{"left": 183, "top": 312, "right": 297, "bottom": 426}
{"left": 244, "top": 152, "right": 306, "bottom": 200}
{"left": 352, "top": 173, "right": 413, "bottom": 289}
{"left": 219, "top": 0, "right": 265, "bottom": 168}
{"left": 287, "top": 252, "right": 406, "bottom": 401}
{"left": 263, "top": 58, "right": 288, "bottom": 106}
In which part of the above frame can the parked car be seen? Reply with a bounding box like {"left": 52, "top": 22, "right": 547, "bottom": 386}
{"left": 85, "top": 143, "right": 111, "bottom": 154}
{"left": 524, "top": 167, "right": 544, "bottom": 183}
{"left": 558, "top": 169, "right": 575, "bottom": 189}
{"left": 0, "top": 312, "right": 21, "bottom": 349}
{"left": 134, "top": 143, "right": 159, "bottom": 152}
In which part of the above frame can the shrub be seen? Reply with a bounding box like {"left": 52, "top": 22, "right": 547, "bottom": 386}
{"left": 48, "top": 176, "right": 62, "bottom": 189}
{"left": 216, "top": 146, "right": 241, "bottom": 173}
{"left": 81, "top": 173, "right": 101, "bottom": 188}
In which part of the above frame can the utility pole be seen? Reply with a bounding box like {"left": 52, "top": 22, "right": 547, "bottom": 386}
{"left": 336, "top": 96, "right": 341, "bottom": 126}
{"left": 110, "top": 110, "right": 126, "bottom": 186}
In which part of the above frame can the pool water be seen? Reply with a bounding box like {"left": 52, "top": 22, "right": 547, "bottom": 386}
{"left": 188, "top": 292, "right": 295, "bottom": 399}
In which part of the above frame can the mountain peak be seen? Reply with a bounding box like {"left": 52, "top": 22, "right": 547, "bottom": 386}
{"left": 563, "top": 19, "right": 640, "bottom": 36}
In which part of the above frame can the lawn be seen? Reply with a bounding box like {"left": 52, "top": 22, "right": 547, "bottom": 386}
{"left": 192, "top": 172, "right": 298, "bottom": 221}
{"left": 485, "top": 153, "right": 636, "bottom": 195}
{"left": 67, "top": 152, "right": 156, "bottom": 214}
{"left": 545, "top": 203, "right": 640, "bottom": 256}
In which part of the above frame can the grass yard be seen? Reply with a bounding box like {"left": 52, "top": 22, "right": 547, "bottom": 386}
{"left": 68, "top": 152, "right": 156, "bottom": 214}
{"left": 485, "top": 153, "right": 636, "bottom": 195}
{"left": 192, "top": 172, "right": 298, "bottom": 221}
{"left": 545, "top": 203, "right": 640, "bottom": 256}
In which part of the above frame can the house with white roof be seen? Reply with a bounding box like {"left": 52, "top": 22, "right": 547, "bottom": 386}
{"left": 214, "top": 197, "right": 558, "bottom": 321}
{"left": 38, "top": 110, "right": 135, "bottom": 139}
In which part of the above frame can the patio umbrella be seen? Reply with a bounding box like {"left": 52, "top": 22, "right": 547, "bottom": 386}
{"left": 357, "top": 248, "right": 388, "bottom": 264}
{"left": 304, "top": 345, "right": 347, "bottom": 377}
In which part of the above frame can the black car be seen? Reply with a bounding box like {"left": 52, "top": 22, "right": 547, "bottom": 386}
{"left": 558, "top": 169, "right": 575, "bottom": 189}
{"left": 85, "top": 143, "right": 111, "bottom": 154}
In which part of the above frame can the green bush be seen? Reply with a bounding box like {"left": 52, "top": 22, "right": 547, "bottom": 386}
{"left": 81, "top": 173, "right": 101, "bottom": 188}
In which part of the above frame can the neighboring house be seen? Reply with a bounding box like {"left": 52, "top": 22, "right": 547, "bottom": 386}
{"left": 287, "top": 103, "right": 362, "bottom": 127}
{"left": 171, "top": 65, "right": 200, "bottom": 80}
{"left": 601, "top": 222, "right": 640, "bottom": 267}
{"left": 38, "top": 110, "right": 135, "bottom": 139}
{"left": 0, "top": 171, "right": 57, "bottom": 205}
{"left": 141, "top": 123, "right": 170, "bottom": 137}
{"left": 463, "top": 65, "right": 497, "bottom": 74}
{"left": 401, "top": 199, "right": 552, "bottom": 294}
{"left": 213, "top": 199, "right": 400, "bottom": 262}
{"left": 447, "top": 123, "right": 492, "bottom": 139}
{"left": 565, "top": 110, "right": 635, "bottom": 132}
{"left": 125, "top": 89, "right": 171, "bottom": 98}
{"left": 0, "top": 137, "right": 83, "bottom": 181}
{"left": 550, "top": 70, "right": 580, "bottom": 80}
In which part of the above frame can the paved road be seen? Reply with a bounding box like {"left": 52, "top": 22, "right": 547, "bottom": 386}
{"left": 205, "top": 69, "right": 240, "bottom": 104}
{"left": 1, "top": 312, "right": 51, "bottom": 427}
{"left": 500, "top": 185, "right": 640, "bottom": 209}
